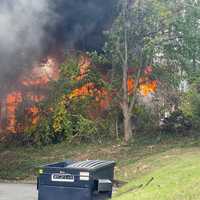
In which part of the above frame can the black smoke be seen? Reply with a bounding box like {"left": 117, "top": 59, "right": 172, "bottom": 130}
{"left": 50, "top": 0, "right": 116, "bottom": 51}
{"left": 0, "top": 0, "right": 116, "bottom": 94}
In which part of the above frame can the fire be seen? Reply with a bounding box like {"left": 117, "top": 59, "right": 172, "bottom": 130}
{"left": 1, "top": 54, "right": 158, "bottom": 134}
{"left": 139, "top": 80, "right": 158, "bottom": 96}
{"left": 127, "top": 66, "right": 158, "bottom": 96}
{"left": 69, "top": 83, "right": 111, "bottom": 110}
{"left": 128, "top": 78, "right": 158, "bottom": 96}
{"left": 21, "top": 57, "right": 59, "bottom": 86}
{"left": 76, "top": 55, "right": 91, "bottom": 80}
{"left": 2, "top": 57, "right": 59, "bottom": 133}
{"left": 95, "top": 89, "right": 111, "bottom": 110}
{"left": 69, "top": 83, "right": 95, "bottom": 99}
{"left": 127, "top": 78, "right": 134, "bottom": 95}
{"left": 70, "top": 60, "right": 158, "bottom": 113}
{"left": 69, "top": 56, "right": 112, "bottom": 111}
{"left": 27, "top": 106, "right": 39, "bottom": 125}
{"left": 6, "top": 91, "right": 22, "bottom": 133}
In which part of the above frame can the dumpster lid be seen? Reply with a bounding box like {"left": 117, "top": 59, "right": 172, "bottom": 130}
{"left": 66, "top": 160, "right": 115, "bottom": 171}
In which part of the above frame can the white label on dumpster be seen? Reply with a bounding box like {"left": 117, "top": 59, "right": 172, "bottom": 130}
{"left": 80, "top": 172, "right": 89, "bottom": 181}
{"left": 51, "top": 173, "right": 74, "bottom": 182}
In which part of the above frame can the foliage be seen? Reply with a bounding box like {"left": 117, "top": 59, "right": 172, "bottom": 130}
{"left": 181, "top": 75, "right": 200, "bottom": 129}
{"left": 89, "top": 51, "right": 111, "bottom": 67}
{"left": 23, "top": 54, "right": 115, "bottom": 145}
{"left": 52, "top": 101, "right": 73, "bottom": 140}
{"left": 27, "top": 118, "right": 53, "bottom": 145}
{"left": 133, "top": 105, "right": 158, "bottom": 134}
{"left": 75, "top": 115, "right": 98, "bottom": 141}
{"left": 102, "top": 0, "right": 176, "bottom": 141}
{"left": 103, "top": 0, "right": 200, "bottom": 141}
{"left": 181, "top": 90, "right": 200, "bottom": 119}
{"left": 11, "top": 0, "right": 200, "bottom": 145}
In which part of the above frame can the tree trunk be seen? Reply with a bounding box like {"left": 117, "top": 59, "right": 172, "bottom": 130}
{"left": 123, "top": 108, "right": 132, "bottom": 142}
{"left": 121, "top": 0, "right": 133, "bottom": 143}
{"left": 115, "top": 117, "right": 119, "bottom": 139}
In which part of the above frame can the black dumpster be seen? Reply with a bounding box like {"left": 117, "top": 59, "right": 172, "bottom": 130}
{"left": 37, "top": 160, "right": 115, "bottom": 200}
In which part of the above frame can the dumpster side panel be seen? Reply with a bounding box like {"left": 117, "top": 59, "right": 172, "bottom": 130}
{"left": 93, "top": 165, "right": 115, "bottom": 181}
{"left": 38, "top": 173, "right": 92, "bottom": 188}
{"left": 38, "top": 185, "right": 92, "bottom": 200}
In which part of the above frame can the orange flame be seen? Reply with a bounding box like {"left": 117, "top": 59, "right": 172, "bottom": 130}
{"left": 128, "top": 69, "right": 157, "bottom": 97}
{"left": 69, "top": 56, "right": 112, "bottom": 110}
{"left": 4, "top": 57, "right": 59, "bottom": 133}
{"left": 21, "top": 57, "right": 59, "bottom": 86}
{"left": 2, "top": 55, "right": 158, "bottom": 133}
{"left": 76, "top": 55, "right": 91, "bottom": 80}
{"left": 69, "top": 83, "right": 95, "bottom": 99}
{"left": 6, "top": 91, "right": 22, "bottom": 133}
{"left": 27, "top": 106, "right": 39, "bottom": 125}
{"left": 139, "top": 80, "right": 158, "bottom": 96}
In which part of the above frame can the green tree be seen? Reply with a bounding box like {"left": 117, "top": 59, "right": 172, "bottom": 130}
{"left": 104, "top": 0, "right": 173, "bottom": 142}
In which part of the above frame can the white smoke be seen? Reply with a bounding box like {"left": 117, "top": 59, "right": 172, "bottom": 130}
{"left": 0, "top": 0, "right": 56, "bottom": 88}
{"left": 0, "top": 0, "right": 116, "bottom": 93}
{"left": 0, "top": 0, "right": 56, "bottom": 52}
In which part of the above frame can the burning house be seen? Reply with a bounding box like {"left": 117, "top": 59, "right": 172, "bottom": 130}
{"left": 0, "top": 0, "right": 157, "bottom": 136}
{"left": 0, "top": 0, "right": 116, "bottom": 135}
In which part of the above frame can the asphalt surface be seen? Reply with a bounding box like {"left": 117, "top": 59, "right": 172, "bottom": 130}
{"left": 0, "top": 183, "right": 115, "bottom": 200}
{"left": 0, "top": 183, "right": 37, "bottom": 200}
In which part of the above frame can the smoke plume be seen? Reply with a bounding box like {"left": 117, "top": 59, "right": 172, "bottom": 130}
{"left": 0, "top": 0, "right": 116, "bottom": 94}
{"left": 0, "top": 0, "right": 56, "bottom": 92}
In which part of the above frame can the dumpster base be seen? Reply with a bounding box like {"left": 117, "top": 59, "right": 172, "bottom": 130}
{"left": 38, "top": 185, "right": 92, "bottom": 200}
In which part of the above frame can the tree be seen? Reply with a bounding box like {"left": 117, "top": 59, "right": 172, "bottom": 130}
{"left": 104, "top": 0, "right": 172, "bottom": 142}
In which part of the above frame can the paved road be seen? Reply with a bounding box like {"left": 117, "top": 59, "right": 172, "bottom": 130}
{"left": 0, "top": 183, "right": 37, "bottom": 200}
{"left": 0, "top": 183, "right": 114, "bottom": 200}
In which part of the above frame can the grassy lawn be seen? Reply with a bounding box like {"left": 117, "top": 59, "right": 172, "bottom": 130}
{"left": 0, "top": 134, "right": 200, "bottom": 199}
{"left": 113, "top": 148, "right": 200, "bottom": 200}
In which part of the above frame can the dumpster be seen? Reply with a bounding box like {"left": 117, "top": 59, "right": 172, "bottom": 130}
{"left": 37, "top": 160, "right": 115, "bottom": 200}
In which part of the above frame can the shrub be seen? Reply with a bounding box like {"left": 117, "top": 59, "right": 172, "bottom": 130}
{"left": 181, "top": 87, "right": 200, "bottom": 130}
{"left": 134, "top": 105, "right": 158, "bottom": 134}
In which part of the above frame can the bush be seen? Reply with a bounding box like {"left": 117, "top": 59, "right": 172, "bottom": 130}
{"left": 25, "top": 112, "right": 104, "bottom": 145}
{"left": 134, "top": 105, "right": 158, "bottom": 134}
{"left": 181, "top": 87, "right": 200, "bottom": 130}
{"left": 74, "top": 115, "right": 98, "bottom": 142}
{"left": 1, "top": 132, "right": 32, "bottom": 147}
{"left": 26, "top": 118, "right": 53, "bottom": 145}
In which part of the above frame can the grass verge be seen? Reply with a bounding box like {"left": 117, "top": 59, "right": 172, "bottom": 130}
{"left": 0, "top": 133, "right": 199, "bottom": 200}
{"left": 113, "top": 148, "right": 200, "bottom": 200}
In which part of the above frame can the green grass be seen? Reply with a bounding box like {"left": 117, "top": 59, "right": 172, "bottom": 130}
{"left": 113, "top": 148, "right": 200, "bottom": 200}
{"left": 0, "top": 134, "right": 200, "bottom": 200}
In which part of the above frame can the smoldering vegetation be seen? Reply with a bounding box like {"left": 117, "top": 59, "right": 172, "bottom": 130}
{"left": 0, "top": 0, "right": 116, "bottom": 94}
